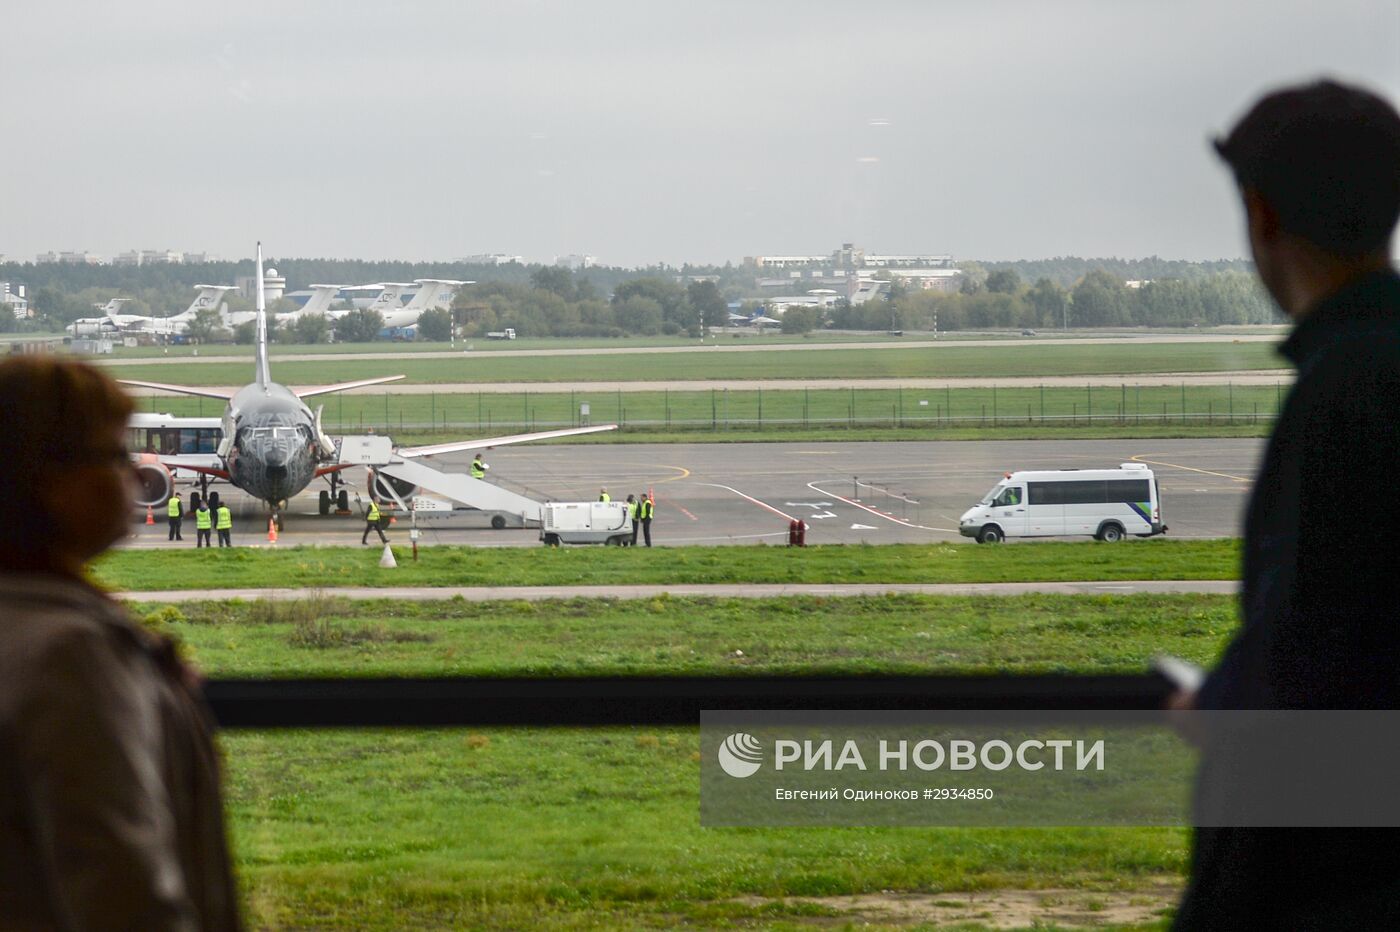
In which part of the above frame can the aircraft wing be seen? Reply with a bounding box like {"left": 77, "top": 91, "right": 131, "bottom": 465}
{"left": 117, "top": 379, "right": 234, "bottom": 400}
{"left": 140, "top": 454, "right": 231, "bottom": 479}
{"left": 295, "top": 375, "right": 406, "bottom": 398}
{"left": 396, "top": 424, "right": 619, "bottom": 458}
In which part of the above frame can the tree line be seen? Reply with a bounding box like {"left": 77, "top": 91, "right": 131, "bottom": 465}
{"left": 2, "top": 256, "right": 1277, "bottom": 336}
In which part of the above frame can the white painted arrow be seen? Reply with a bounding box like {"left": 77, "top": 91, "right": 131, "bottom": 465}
{"left": 851, "top": 523, "right": 877, "bottom": 530}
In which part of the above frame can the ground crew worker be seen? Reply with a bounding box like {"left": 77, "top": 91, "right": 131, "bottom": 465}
{"left": 215, "top": 502, "right": 232, "bottom": 547}
{"left": 640, "top": 493, "right": 655, "bottom": 547}
{"left": 470, "top": 454, "right": 488, "bottom": 479}
{"left": 361, "top": 497, "right": 387, "bottom": 545}
{"left": 194, "top": 501, "right": 212, "bottom": 548}
{"left": 626, "top": 494, "right": 639, "bottom": 546}
{"left": 167, "top": 491, "right": 184, "bottom": 541}
{"left": 598, "top": 487, "right": 609, "bottom": 502}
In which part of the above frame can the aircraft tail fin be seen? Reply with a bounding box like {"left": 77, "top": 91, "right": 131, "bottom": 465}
{"left": 255, "top": 243, "right": 270, "bottom": 388}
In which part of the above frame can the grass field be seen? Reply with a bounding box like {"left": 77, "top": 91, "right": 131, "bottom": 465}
{"left": 95, "top": 539, "right": 1241, "bottom": 592}
{"left": 105, "top": 341, "right": 1282, "bottom": 386}
{"left": 131, "top": 381, "right": 1290, "bottom": 436}
{"left": 153, "top": 592, "right": 1236, "bottom": 929}
{"left": 103, "top": 327, "right": 1288, "bottom": 359}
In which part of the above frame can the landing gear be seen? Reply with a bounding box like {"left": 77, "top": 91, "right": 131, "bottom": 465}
{"left": 319, "top": 472, "right": 352, "bottom": 515}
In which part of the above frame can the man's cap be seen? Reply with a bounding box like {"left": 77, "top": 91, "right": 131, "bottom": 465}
{"left": 1213, "top": 79, "right": 1400, "bottom": 253}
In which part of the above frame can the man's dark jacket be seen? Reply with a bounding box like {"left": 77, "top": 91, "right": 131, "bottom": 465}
{"left": 1175, "top": 271, "right": 1400, "bottom": 929}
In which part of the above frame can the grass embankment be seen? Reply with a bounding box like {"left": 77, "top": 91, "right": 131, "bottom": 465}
{"left": 152, "top": 592, "right": 1234, "bottom": 928}
{"left": 96, "top": 538, "right": 1240, "bottom": 592}
{"left": 105, "top": 340, "right": 1282, "bottom": 386}
{"left": 137, "top": 382, "right": 1290, "bottom": 438}
{"left": 133, "top": 591, "right": 1236, "bottom": 679}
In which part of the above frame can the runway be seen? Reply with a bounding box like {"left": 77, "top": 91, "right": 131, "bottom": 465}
{"left": 123, "top": 437, "right": 1262, "bottom": 550}
{"left": 119, "top": 371, "right": 1293, "bottom": 397}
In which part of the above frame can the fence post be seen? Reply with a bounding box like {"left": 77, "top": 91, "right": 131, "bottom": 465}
{"left": 992, "top": 385, "right": 997, "bottom": 426}
{"left": 711, "top": 388, "right": 716, "bottom": 431}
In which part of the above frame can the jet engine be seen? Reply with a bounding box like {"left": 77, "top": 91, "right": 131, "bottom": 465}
{"left": 132, "top": 455, "right": 175, "bottom": 508}
{"left": 369, "top": 469, "right": 418, "bottom": 505}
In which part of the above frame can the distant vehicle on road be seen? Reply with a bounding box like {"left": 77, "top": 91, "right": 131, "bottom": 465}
{"left": 487, "top": 328, "right": 517, "bottom": 340}
{"left": 1020, "top": 328, "right": 1037, "bottom": 336}
{"left": 959, "top": 463, "right": 1166, "bottom": 544}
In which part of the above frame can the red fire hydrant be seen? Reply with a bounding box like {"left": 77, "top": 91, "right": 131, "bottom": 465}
{"left": 788, "top": 519, "right": 807, "bottom": 546}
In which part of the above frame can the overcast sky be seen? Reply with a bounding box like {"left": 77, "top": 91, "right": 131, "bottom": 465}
{"left": 2, "top": 1, "right": 1396, "bottom": 267}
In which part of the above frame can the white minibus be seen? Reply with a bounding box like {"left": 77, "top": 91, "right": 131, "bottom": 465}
{"left": 959, "top": 463, "right": 1166, "bottom": 543}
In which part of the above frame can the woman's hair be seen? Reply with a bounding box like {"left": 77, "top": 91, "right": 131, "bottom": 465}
{"left": 0, "top": 355, "right": 133, "bottom": 553}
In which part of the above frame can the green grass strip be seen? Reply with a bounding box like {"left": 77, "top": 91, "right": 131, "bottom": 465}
{"left": 96, "top": 539, "right": 1240, "bottom": 592}
{"left": 106, "top": 341, "right": 1281, "bottom": 386}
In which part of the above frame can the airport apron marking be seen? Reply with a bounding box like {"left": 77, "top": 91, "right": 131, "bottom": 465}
{"left": 696, "top": 483, "right": 799, "bottom": 523}
{"left": 806, "top": 480, "right": 959, "bottom": 534}
{"left": 1129, "top": 454, "right": 1251, "bottom": 482}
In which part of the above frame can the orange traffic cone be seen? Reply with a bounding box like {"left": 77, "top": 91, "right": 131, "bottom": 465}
{"left": 267, "top": 517, "right": 278, "bottom": 544}
{"left": 146, "top": 506, "right": 155, "bottom": 526}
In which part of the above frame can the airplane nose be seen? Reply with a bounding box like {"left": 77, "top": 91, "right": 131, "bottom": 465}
{"left": 266, "top": 464, "right": 287, "bottom": 481}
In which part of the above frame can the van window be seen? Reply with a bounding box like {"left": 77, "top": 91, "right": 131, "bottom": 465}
{"left": 994, "top": 487, "right": 1022, "bottom": 506}
{"left": 1029, "top": 478, "right": 1150, "bottom": 505}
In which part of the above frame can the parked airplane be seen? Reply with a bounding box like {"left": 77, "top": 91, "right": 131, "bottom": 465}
{"left": 67, "top": 298, "right": 133, "bottom": 336}
{"left": 69, "top": 285, "right": 241, "bottom": 338}
{"left": 377, "top": 279, "right": 469, "bottom": 331}
{"left": 120, "top": 244, "right": 614, "bottom": 525}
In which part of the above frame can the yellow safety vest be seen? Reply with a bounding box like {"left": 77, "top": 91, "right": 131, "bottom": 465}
{"left": 367, "top": 501, "right": 381, "bottom": 523}
{"left": 216, "top": 506, "right": 232, "bottom": 530}
{"left": 641, "top": 499, "right": 654, "bottom": 520}
{"left": 195, "top": 508, "right": 212, "bottom": 530}
{"left": 470, "top": 460, "right": 486, "bottom": 478}
{"left": 628, "top": 501, "right": 638, "bottom": 519}
{"left": 599, "top": 493, "right": 610, "bottom": 502}
{"left": 168, "top": 498, "right": 182, "bottom": 518}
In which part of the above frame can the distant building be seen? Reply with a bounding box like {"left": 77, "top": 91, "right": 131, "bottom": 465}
{"left": 746, "top": 243, "right": 960, "bottom": 293}
{"left": 1, "top": 282, "right": 30, "bottom": 318}
{"left": 460, "top": 253, "right": 524, "bottom": 266}
{"left": 554, "top": 254, "right": 597, "bottom": 270}
{"left": 235, "top": 267, "right": 287, "bottom": 302}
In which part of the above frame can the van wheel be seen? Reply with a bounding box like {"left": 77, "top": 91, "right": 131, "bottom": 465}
{"left": 977, "top": 525, "right": 1004, "bottom": 544}
{"left": 1097, "top": 523, "right": 1124, "bottom": 542}
{"left": 490, "top": 514, "right": 507, "bottom": 530}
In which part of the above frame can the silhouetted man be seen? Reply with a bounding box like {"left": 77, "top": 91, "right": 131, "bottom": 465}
{"left": 1171, "top": 79, "right": 1400, "bottom": 929}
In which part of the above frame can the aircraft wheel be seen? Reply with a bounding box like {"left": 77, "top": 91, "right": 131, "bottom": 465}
{"left": 543, "top": 534, "right": 560, "bottom": 547}
{"left": 337, "top": 489, "right": 349, "bottom": 511}
{"left": 491, "top": 514, "right": 507, "bottom": 530}
{"left": 319, "top": 490, "right": 331, "bottom": 515}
